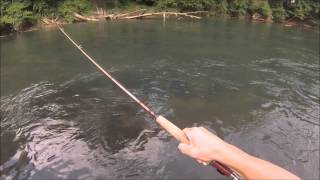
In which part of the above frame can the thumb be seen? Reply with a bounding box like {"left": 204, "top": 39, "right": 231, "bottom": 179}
{"left": 178, "top": 143, "right": 195, "bottom": 157}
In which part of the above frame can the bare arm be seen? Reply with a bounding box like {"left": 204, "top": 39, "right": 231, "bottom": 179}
{"left": 178, "top": 127, "right": 300, "bottom": 180}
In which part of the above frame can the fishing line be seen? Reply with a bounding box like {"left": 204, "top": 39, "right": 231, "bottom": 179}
{"left": 57, "top": 25, "right": 243, "bottom": 180}
{"left": 58, "top": 26, "right": 157, "bottom": 118}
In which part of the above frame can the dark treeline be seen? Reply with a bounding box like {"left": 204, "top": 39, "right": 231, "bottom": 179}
{"left": 0, "top": 0, "right": 319, "bottom": 35}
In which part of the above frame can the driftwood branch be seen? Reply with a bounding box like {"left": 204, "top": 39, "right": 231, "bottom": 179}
{"left": 42, "top": 17, "right": 64, "bottom": 25}
{"left": 122, "top": 13, "right": 154, "bottom": 19}
{"left": 185, "top": 11, "right": 209, "bottom": 15}
{"left": 114, "top": 9, "right": 147, "bottom": 19}
{"left": 42, "top": 18, "right": 53, "bottom": 25}
{"left": 104, "top": 14, "right": 115, "bottom": 20}
{"left": 123, "top": 12, "right": 201, "bottom": 19}
{"left": 73, "top": 12, "right": 99, "bottom": 21}
{"left": 48, "top": 10, "right": 204, "bottom": 24}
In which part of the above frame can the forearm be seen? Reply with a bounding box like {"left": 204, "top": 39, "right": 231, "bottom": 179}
{"left": 219, "top": 144, "right": 301, "bottom": 180}
{"left": 177, "top": 127, "right": 299, "bottom": 179}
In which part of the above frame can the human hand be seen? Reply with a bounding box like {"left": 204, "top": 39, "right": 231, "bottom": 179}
{"left": 178, "top": 127, "right": 233, "bottom": 165}
{"left": 178, "top": 127, "right": 301, "bottom": 180}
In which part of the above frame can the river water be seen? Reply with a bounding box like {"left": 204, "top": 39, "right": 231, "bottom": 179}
{"left": 1, "top": 19, "right": 319, "bottom": 179}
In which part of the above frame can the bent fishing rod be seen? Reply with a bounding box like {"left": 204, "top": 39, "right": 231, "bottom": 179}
{"left": 57, "top": 25, "right": 243, "bottom": 180}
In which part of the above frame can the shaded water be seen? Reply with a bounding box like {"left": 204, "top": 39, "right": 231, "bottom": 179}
{"left": 1, "top": 19, "right": 319, "bottom": 179}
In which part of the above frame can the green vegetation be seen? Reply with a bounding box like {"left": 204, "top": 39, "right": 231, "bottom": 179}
{"left": 58, "top": 0, "right": 92, "bottom": 22}
{"left": 1, "top": 2, "right": 35, "bottom": 32}
{"left": 227, "top": 0, "right": 253, "bottom": 16}
{"left": 0, "top": 0, "right": 94, "bottom": 34}
{"left": 271, "top": 7, "right": 286, "bottom": 22}
{"left": 257, "top": 1, "right": 272, "bottom": 18}
{"left": 287, "top": 0, "right": 319, "bottom": 20}
{"left": 157, "top": 0, "right": 212, "bottom": 12}
{"left": 1, "top": 0, "right": 319, "bottom": 35}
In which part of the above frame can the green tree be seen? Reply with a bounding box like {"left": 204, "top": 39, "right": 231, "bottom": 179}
{"left": 227, "top": 0, "right": 252, "bottom": 16}
{"left": 0, "top": 1, "right": 35, "bottom": 31}
{"left": 58, "top": 0, "right": 92, "bottom": 22}
{"left": 157, "top": 0, "right": 214, "bottom": 11}
{"left": 257, "top": 0, "right": 272, "bottom": 18}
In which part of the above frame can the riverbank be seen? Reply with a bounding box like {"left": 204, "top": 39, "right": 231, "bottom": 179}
{"left": 1, "top": 0, "right": 319, "bottom": 36}
{"left": 1, "top": 10, "right": 319, "bottom": 38}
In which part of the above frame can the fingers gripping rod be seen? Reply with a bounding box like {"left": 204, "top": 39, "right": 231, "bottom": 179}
{"left": 57, "top": 25, "right": 242, "bottom": 180}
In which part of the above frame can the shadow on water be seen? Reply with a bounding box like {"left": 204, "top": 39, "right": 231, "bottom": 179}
{"left": 1, "top": 18, "right": 319, "bottom": 179}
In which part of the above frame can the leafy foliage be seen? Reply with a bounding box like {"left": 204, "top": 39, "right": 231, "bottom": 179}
{"left": 257, "top": 0, "right": 272, "bottom": 18}
{"left": 287, "top": 0, "right": 314, "bottom": 20}
{"left": 31, "top": 0, "right": 61, "bottom": 17}
{"left": 157, "top": 0, "right": 214, "bottom": 11}
{"left": 177, "top": 0, "right": 214, "bottom": 11}
{"left": 211, "top": 0, "right": 229, "bottom": 14}
{"left": 246, "top": 0, "right": 257, "bottom": 15}
{"left": 0, "top": 2, "right": 35, "bottom": 31}
{"left": 309, "top": 0, "right": 320, "bottom": 18}
{"left": 58, "top": 0, "right": 92, "bottom": 22}
{"left": 227, "top": 0, "right": 253, "bottom": 16}
{"left": 272, "top": 7, "right": 286, "bottom": 22}
{"left": 157, "top": 0, "right": 178, "bottom": 9}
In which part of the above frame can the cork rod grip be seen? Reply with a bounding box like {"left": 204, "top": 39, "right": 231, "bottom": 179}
{"left": 155, "top": 115, "right": 235, "bottom": 178}
{"left": 156, "top": 115, "right": 189, "bottom": 144}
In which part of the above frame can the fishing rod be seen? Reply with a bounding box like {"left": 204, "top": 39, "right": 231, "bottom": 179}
{"left": 57, "top": 25, "right": 243, "bottom": 180}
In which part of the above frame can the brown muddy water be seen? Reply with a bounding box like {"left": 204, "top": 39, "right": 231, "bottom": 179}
{"left": 1, "top": 18, "right": 319, "bottom": 179}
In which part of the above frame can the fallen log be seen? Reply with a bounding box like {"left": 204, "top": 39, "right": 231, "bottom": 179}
{"left": 166, "top": 12, "right": 201, "bottom": 19}
{"left": 122, "top": 13, "right": 154, "bottom": 19}
{"left": 73, "top": 13, "right": 99, "bottom": 21}
{"left": 42, "top": 18, "right": 52, "bottom": 25}
{"left": 113, "top": 9, "right": 147, "bottom": 19}
{"left": 185, "top": 11, "right": 209, "bottom": 15}
{"left": 42, "top": 17, "right": 63, "bottom": 25}
{"left": 104, "top": 14, "right": 116, "bottom": 20}
{"left": 123, "top": 12, "right": 201, "bottom": 19}
{"left": 68, "top": 11, "right": 203, "bottom": 22}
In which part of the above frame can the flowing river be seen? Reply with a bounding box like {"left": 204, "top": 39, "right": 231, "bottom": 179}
{"left": 1, "top": 19, "right": 319, "bottom": 179}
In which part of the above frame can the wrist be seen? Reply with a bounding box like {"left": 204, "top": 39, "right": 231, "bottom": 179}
{"left": 206, "top": 141, "right": 236, "bottom": 163}
{"left": 218, "top": 143, "right": 254, "bottom": 177}
{"left": 213, "top": 143, "right": 249, "bottom": 167}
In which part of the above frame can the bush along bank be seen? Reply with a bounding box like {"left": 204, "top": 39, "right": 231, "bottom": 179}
{"left": 0, "top": 0, "right": 93, "bottom": 35}
{"left": 1, "top": 0, "right": 319, "bottom": 36}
